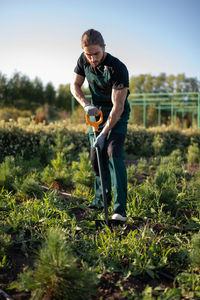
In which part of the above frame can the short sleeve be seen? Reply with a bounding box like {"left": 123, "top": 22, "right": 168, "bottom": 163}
{"left": 111, "top": 59, "right": 129, "bottom": 90}
{"left": 74, "top": 53, "right": 85, "bottom": 77}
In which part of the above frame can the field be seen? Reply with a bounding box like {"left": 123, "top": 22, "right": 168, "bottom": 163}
{"left": 0, "top": 118, "right": 200, "bottom": 299}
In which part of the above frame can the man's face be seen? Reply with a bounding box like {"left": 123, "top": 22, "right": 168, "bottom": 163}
{"left": 83, "top": 44, "right": 105, "bottom": 67}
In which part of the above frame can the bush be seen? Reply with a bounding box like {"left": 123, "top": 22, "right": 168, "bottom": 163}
{"left": 190, "top": 232, "right": 200, "bottom": 268}
{"left": 40, "top": 153, "right": 72, "bottom": 188}
{"left": 72, "top": 152, "right": 94, "bottom": 188}
{"left": 11, "top": 227, "right": 97, "bottom": 300}
{"left": 0, "top": 156, "right": 22, "bottom": 190}
{"left": 13, "top": 176, "right": 43, "bottom": 199}
{"left": 0, "top": 231, "right": 11, "bottom": 269}
{"left": 127, "top": 164, "right": 137, "bottom": 184}
{"left": 152, "top": 134, "right": 165, "bottom": 155}
{"left": 187, "top": 141, "right": 200, "bottom": 165}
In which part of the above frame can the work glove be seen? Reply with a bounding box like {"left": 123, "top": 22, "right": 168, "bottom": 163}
{"left": 84, "top": 104, "right": 99, "bottom": 116}
{"left": 94, "top": 133, "right": 106, "bottom": 150}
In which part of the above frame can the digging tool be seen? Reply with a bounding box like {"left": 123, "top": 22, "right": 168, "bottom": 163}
{"left": 86, "top": 111, "right": 121, "bottom": 229}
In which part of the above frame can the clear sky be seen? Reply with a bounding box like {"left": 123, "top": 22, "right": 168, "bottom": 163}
{"left": 0, "top": 0, "right": 199, "bottom": 89}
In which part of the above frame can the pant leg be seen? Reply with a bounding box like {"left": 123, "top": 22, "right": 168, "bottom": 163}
{"left": 89, "top": 131, "right": 112, "bottom": 207}
{"left": 106, "top": 131, "right": 127, "bottom": 214}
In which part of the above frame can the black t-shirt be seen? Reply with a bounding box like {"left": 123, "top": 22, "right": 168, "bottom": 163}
{"left": 74, "top": 52, "right": 129, "bottom": 90}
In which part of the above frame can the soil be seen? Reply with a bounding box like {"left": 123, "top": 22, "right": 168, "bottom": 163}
{"left": 0, "top": 249, "right": 31, "bottom": 300}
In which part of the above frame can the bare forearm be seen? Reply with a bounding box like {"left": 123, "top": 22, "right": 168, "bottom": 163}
{"left": 102, "top": 105, "right": 123, "bottom": 135}
{"left": 71, "top": 84, "right": 90, "bottom": 107}
{"left": 101, "top": 88, "right": 127, "bottom": 135}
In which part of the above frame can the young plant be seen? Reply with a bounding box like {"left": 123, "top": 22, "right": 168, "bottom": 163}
{"left": 0, "top": 156, "right": 22, "bottom": 190}
{"left": 40, "top": 152, "right": 71, "bottom": 188}
{"left": 190, "top": 232, "right": 200, "bottom": 268}
{"left": 13, "top": 176, "right": 43, "bottom": 199}
{"left": 11, "top": 227, "right": 97, "bottom": 300}
{"left": 152, "top": 134, "right": 165, "bottom": 155}
{"left": 187, "top": 141, "right": 200, "bottom": 165}
{"left": 127, "top": 164, "right": 137, "bottom": 185}
{"left": 137, "top": 157, "right": 149, "bottom": 174}
{"left": 0, "top": 231, "right": 11, "bottom": 269}
{"left": 72, "top": 151, "right": 94, "bottom": 188}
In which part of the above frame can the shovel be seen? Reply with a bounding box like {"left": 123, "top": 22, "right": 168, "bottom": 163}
{"left": 86, "top": 111, "right": 122, "bottom": 229}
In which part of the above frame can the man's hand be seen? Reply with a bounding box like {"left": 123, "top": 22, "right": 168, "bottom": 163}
{"left": 84, "top": 104, "right": 99, "bottom": 116}
{"left": 94, "top": 133, "right": 106, "bottom": 150}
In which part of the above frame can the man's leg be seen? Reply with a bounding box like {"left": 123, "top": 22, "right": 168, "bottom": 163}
{"left": 106, "top": 132, "right": 127, "bottom": 217}
{"left": 89, "top": 133, "right": 112, "bottom": 208}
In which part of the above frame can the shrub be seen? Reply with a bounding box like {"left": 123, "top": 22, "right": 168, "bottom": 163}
{"left": 190, "top": 232, "right": 200, "bottom": 268}
{"left": 137, "top": 157, "right": 149, "bottom": 174}
{"left": 152, "top": 134, "right": 165, "bottom": 155}
{"left": 187, "top": 141, "right": 200, "bottom": 165}
{"left": 0, "top": 231, "right": 11, "bottom": 269}
{"left": 72, "top": 152, "right": 94, "bottom": 188}
{"left": 40, "top": 152, "right": 71, "bottom": 188}
{"left": 13, "top": 176, "right": 43, "bottom": 199}
{"left": 127, "top": 164, "right": 137, "bottom": 184}
{"left": 11, "top": 227, "right": 97, "bottom": 300}
{"left": 0, "top": 156, "right": 22, "bottom": 190}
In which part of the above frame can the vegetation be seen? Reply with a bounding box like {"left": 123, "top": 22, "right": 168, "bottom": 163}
{"left": 0, "top": 119, "right": 200, "bottom": 299}
{"left": 11, "top": 227, "right": 97, "bottom": 300}
{"left": 0, "top": 71, "right": 199, "bottom": 124}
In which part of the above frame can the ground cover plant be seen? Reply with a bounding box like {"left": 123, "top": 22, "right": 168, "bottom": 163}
{"left": 0, "top": 119, "right": 200, "bottom": 299}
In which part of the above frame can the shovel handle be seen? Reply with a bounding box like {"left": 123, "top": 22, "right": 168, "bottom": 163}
{"left": 86, "top": 110, "right": 103, "bottom": 132}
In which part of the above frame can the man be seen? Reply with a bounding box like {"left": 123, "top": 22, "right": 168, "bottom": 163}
{"left": 71, "top": 29, "right": 130, "bottom": 221}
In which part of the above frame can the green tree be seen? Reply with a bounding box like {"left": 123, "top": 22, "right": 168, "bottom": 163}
{"left": 56, "top": 84, "right": 72, "bottom": 111}
{"left": 44, "top": 82, "right": 56, "bottom": 105}
{"left": 166, "top": 74, "right": 176, "bottom": 92}
{"left": 7, "top": 72, "right": 21, "bottom": 105}
{"left": 153, "top": 73, "right": 167, "bottom": 93}
{"left": 32, "top": 78, "right": 44, "bottom": 105}
{"left": 0, "top": 73, "right": 8, "bottom": 106}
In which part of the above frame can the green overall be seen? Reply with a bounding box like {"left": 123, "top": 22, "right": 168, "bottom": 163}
{"left": 85, "top": 56, "right": 130, "bottom": 214}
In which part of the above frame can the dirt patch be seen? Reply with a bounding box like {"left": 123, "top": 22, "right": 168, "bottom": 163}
{"left": 93, "top": 271, "right": 173, "bottom": 300}
{"left": 0, "top": 249, "right": 31, "bottom": 299}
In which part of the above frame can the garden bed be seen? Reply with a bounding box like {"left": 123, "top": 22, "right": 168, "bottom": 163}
{"left": 1, "top": 120, "right": 200, "bottom": 299}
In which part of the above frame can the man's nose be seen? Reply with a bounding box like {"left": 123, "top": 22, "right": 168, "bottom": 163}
{"left": 91, "top": 55, "right": 95, "bottom": 61}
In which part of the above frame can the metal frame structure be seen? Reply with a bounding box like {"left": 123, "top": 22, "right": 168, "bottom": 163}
{"left": 71, "top": 92, "right": 200, "bottom": 129}
{"left": 128, "top": 92, "right": 200, "bottom": 128}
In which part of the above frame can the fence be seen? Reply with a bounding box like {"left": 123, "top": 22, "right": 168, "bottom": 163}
{"left": 71, "top": 92, "right": 200, "bottom": 129}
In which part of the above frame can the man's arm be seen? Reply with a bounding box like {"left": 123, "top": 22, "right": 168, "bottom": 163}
{"left": 101, "top": 87, "right": 128, "bottom": 135}
{"left": 70, "top": 73, "right": 90, "bottom": 107}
